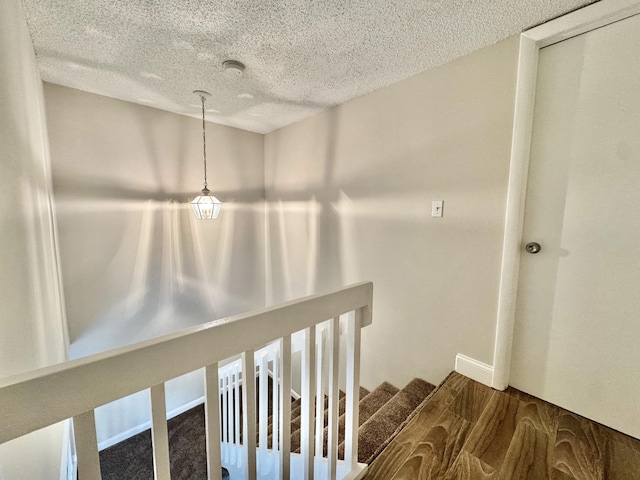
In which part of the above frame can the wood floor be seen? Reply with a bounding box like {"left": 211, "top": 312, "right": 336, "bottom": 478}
{"left": 363, "top": 372, "right": 640, "bottom": 480}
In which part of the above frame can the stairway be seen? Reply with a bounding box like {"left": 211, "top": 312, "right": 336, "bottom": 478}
{"left": 99, "top": 378, "right": 435, "bottom": 479}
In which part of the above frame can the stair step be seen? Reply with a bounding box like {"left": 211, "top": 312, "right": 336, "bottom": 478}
{"left": 290, "top": 386, "right": 370, "bottom": 453}
{"left": 260, "top": 397, "right": 302, "bottom": 447}
{"left": 289, "top": 397, "right": 304, "bottom": 422}
{"left": 349, "top": 378, "right": 435, "bottom": 464}
{"left": 316, "top": 382, "right": 397, "bottom": 456}
{"left": 354, "top": 382, "right": 400, "bottom": 426}
{"left": 265, "top": 395, "right": 326, "bottom": 448}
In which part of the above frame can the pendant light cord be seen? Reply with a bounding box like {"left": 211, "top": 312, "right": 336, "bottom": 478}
{"left": 201, "top": 95, "right": 208, "bottom": 191}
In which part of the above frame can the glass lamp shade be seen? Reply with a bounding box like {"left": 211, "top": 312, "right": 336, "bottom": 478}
{"left": 191, "top": 190, "right": 222, "bottom": 219}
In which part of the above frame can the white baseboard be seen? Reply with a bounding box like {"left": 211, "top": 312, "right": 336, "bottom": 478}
{"left": 97, "top": 396, "right": 205, "bottom": 451}
{"left": 455, "top": 354, "right": 494, "bottom": 387}
{"left": 166, "top": 396, "right": 205, "bottom": 421}
{"left": 98, "top": 422, "right": 150, "bottom": 451}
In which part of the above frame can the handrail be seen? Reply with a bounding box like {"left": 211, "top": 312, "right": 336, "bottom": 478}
{"left": 0, "top": 281, "right": 373, "bottom": 469}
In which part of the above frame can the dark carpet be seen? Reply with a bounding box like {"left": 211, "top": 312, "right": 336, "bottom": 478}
{"left": 99, "top": 404, "right": 227, "bottom": 480}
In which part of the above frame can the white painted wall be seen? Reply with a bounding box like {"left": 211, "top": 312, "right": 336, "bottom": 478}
{"left": 43, "top": 84, "right": 266, "bottom": 446}
{"left": 265, "top": 37, "right": 520, "bottom": 389}
{"left": 0, "top": 0, "right": 69, "bottom": 478}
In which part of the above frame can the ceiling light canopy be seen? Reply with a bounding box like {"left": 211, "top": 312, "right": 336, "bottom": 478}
{"left": 190, "top": 90, "right": 222, "bottom": 219}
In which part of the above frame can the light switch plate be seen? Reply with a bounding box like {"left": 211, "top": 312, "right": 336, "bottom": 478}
{"left": 432, "top": 200, "right": 444, "bottom": 218}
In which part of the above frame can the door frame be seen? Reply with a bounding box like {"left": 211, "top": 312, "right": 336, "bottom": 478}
{"left": 491, "top": 0, "right": 640, "bottom": 390}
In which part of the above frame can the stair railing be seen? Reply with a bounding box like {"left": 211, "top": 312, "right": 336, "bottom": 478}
{"left": 0, "top": 281, "right": 373, "bottom": 480}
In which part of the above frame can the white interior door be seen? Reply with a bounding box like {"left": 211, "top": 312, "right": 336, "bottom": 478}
{"left": 510, "top": 13, "right": 640, "bottom": 439}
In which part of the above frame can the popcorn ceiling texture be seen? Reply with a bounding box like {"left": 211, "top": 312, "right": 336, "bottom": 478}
{"left": 22, "top": 0, "right": 595, "bottom": 133}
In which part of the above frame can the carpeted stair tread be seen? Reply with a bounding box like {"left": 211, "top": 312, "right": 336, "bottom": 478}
{"left": 260, "top": 397, "right": 302, "bottom": 447}
{"left": 288, "top": 397, "right": 304, "bottom": 422}
{"left": 312, "top": 380, "right": 398, "bottom": 456}
{"left": 353, "top": 382, "right": 399, "bottom": 425}
{"left": 267, "top": 395, "right": 327, "bottom": 448}
{"left": 291, "top": 383, "right": 396, "bottom": 454}
{"left": 319, "top": 383, "right": 393, "bottom": 456}
{"left": 100, "top": 404, "right": 210, "bottom": 479}
{"left": 349, "top": 378, "right": 435, "bottom": 464}
{"left": 290, "top": 386, "right": 370, "bottom": 453}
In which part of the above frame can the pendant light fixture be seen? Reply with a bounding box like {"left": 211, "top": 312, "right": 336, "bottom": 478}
{"left": 190, "top": 90, "right": 222, "bottom": 219}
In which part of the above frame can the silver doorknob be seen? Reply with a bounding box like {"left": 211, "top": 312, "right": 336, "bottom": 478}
{"left": 525, "top": 242, "right": 541, "bottom": 254}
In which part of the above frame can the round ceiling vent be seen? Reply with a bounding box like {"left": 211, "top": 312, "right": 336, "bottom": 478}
{"left": 222, "top": 60, "right": 245, "bottom": 77}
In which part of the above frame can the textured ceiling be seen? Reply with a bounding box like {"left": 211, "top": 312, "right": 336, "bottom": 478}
{"left": 22, "top": 0, "right": 595, "bottom": 134}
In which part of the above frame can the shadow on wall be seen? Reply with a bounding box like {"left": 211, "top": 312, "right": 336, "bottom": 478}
{"left": 265, "top": 106, "right": 455, "bottom": 304}
{"left": 44, "top": 83, "right": 267, "bottom": 446}
{"left": 264, "top": 68, "right": 512, "bottom": 390}
{"left": 56, "top": 196, "right": 265, "bottom": 447}
{"left": 56, "top": 187, "right": 266, "bottom": 447}
{"left": 64, "top": 199, "right": 262, "bottom": 358}
{"left": 265, "top": 108, "right": 343, "bottom": 303}
{"left": 45, "top": 87, "right": 267, "bottom": 354}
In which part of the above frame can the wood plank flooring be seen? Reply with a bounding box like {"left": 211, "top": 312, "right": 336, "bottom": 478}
{"left": 363, "top": 372, "right": 640, "bottom": 480}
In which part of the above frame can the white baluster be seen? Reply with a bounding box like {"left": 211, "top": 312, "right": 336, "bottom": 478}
{"left": 226, "top": 366, "right": 233, "bottom": 465}
{"left": 233, "top": 366, "right": 240, "bottom": 463}
{"left": 218, "top": 371, "right": 227, "bottom": 465}
{"left": 327, "top": 317, "right": 340, "bottom": 480}
{"left": 259, "top": 351, "right": 268, "bottom": 453}
{"left": 315, "top": 327, "right": 326, "bottom": 466}
{"left": 344, "top": 310, "right": 362, "bottom": 470}
{"left": 301, "top": 325, "right": 317, "bottom": 480}
{"left": 242, "top": 349, "right": 257, "bottom": 480}
{"left": 272, "top": 347, "right": 280, "bottom": 453}
{"left": 222, "top": 371, "right": 229, "bottom": 445}
{"left": 234, "top": 362, "right": 241, "bottom": 467}
{"left": 218, "top": 372, "right": 224, "bottom": 442}
{"left": 73, "top": 410, "right": 101, "bottom": 480}
{"left": 205, "top": 364, "right": 223, "bottom": 480}
{"left": 228, "top": 367, "right": 235, "bottom": 445}
{"left": 279, "top": 335, "right": 292, "bottom": 480}
{"left": 149, "top": 384, "right": 171, "bottom": 480}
